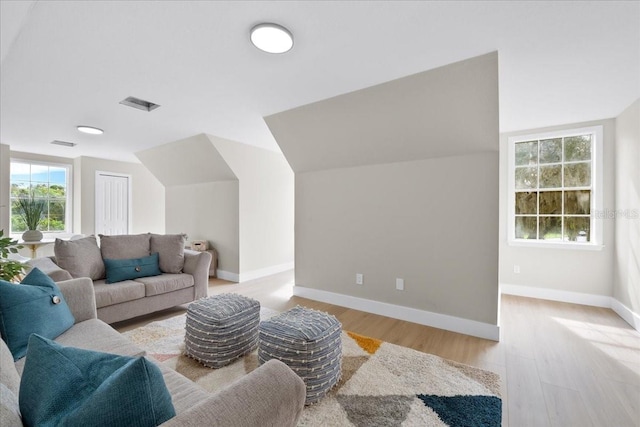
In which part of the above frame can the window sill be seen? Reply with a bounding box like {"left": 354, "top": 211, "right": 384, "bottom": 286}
{"left": 508, "top": 240, "right": 604, "bottom": 251}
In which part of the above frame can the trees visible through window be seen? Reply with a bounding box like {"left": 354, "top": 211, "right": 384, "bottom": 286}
{"left": 510, "top": 126, "right": 602, "bottom": 245}
{"left": 10, "top": 161, "right": 71, "bottom": 234}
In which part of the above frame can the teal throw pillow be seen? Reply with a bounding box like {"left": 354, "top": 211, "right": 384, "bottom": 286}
{"left": 19, "top": 335, "right": 176, "bottom": 427}
{"left": 103, "top": 252, "right": 162, "bottom": 284}
{"left": 0, "top": 267, "right": 75, "bottom": 361}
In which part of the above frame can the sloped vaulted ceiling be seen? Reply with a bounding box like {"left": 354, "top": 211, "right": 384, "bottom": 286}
{"left": 135, "top": 134, "right": 237, "bottom": 186}
{"left": 265, "top": 52, "right": 499, "bottom": 173}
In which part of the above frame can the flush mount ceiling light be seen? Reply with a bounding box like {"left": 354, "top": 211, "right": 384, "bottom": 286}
{"left": 77, "top": 125, "right": 104, "bottom": 135}
{"left": 250, "top": 23, "right": 293, "bottom": 54}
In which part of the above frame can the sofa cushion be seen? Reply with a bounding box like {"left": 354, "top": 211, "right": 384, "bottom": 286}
{"left": 13, "top": 319, "right": 147, "bottom": 376}
{"left": 136, "top": 273, "right": 194, "bottom": 297}
{"left": 150, "top": 234, "right": 186, "bottom": 274}
{"left": 0, "top": 339, "right": 22, "bottom": 426}
{"left": 99, "top": 233, "right": 151, "bottom": 260}
{"left": 104, "top": 253, "right": 162, "bottom": 284}
{"left": 0, "top": 268, "right": 75, "bottom": 361}
{"left": 19, "top": 334, "right": 176, "bottom": 427}
{"left": 54, "top": 235, "right": 105, "bottom": 280}
{"left": 93, "top": 280, "right": 145, "bottom": 309}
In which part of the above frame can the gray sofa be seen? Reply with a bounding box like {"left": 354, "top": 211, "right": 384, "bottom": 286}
{"left": 29, "top": 234, "right": 212, "bottom": 324}
{"left": 0, "top": 278, "right": 306, "bottom": 426}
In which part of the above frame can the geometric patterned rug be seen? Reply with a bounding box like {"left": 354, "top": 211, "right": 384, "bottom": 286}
{"left": 123, "top": 311, "right": 502, "bottom": 426}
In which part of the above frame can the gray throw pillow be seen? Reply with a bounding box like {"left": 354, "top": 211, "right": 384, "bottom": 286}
{"left": 99, "top": 234, "right": 151, "bottom": 260}
{"left": 150, "top": 234, "right": 186, "bottom": 274}
{"left": 54, "top": 236, "right": 105, "bottom": 280}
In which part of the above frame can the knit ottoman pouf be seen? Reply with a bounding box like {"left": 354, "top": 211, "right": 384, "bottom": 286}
{"left": 258, "top": 306, "right": 342, "bottom": 405}
{"left": 184, "top": 293, "right": 260, "bottom": 368}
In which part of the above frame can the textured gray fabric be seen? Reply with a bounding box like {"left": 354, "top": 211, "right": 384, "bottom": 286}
{"left": 185, "top": 294, "right": 260, "bottom": 368}
{"left": 26, "top": 256, "right": 73, "bottom": 282}
{"left": 259, "top": 306, "right": 342, "bottom": 404}
{"left": 97, "top": 287, "right": 194, "bottom": 324}
{"left": 183, "top": 250, "right": 211, "bottom": 300}
{"left": 93, "top": 280, "right": 145, "bottom": 308}
{"left": 160, "top": 359, "right": 306, "bottom": 427}
{"left": 1, "top": 340, "right": 22, "bottom": 426}
{"left": 155, "top": 363, "right": 209, "bottom": 414}
{"left": 0, "top": 340, "right": 20, "bottom": 395}
{"left": 136, "top": 274, "right": 194, "bottom": 297}
{"left": 54, "top": 319, "right": 145, "bottom": 357}
{"left": 150, "top": 234, "right": 186, "bottom": 274}
{"left": 57, "top": 278, "right": 98, "bottom": 322}
{"left": 0, "top": 382, "right": 21, "bottom": 427}
{"left": 99, "top": 233, "right": 150, "bottom": 260}
{"left": 53, "top": 236, "right": 105, "bottom": 280}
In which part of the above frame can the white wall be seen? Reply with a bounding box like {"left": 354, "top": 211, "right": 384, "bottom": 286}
{"left": 165, "top": 181, "right": 239, "bottom": 273}
{"left": 499, "top": 119, "right": 616, "bottom": 297}
{"left": 210, "top": 136, "right": 294, "bottom": 277}
{"left": 613, "top": 99, "right": 640, "bottom": 315}
{"left": 77, "top": 156, "right": 165, "bottom": 235}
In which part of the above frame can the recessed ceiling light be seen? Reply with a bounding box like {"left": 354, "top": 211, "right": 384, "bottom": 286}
{"left": 250, "top": 23, "right": 293, "bottom": 54}
{"left": 77, "top": 125, "right": 104, "bottom": 135}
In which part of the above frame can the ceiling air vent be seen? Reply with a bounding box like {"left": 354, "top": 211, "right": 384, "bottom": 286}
{"left": 119, "top": 96, "right": 161, "bottom": 112}
{"left": 51, "top": 140, "right": 76, "bottom": 147}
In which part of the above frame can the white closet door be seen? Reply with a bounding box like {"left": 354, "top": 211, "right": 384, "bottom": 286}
{"left": 95, "top": 172, "right": 131, "bottom": 235}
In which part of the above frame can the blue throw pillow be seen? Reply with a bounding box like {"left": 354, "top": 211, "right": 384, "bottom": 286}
{"left": 103, "top": 252, "right": 162, "bottom": 284}
{"left": 0, "top": 268, "right": 75, "bottom": 361}
{"left": 19, "top": 334, "right": 176, "bottom": 427}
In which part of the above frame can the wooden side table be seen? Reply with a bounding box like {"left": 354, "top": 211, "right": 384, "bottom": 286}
{"left": 204, "top": 249, "right": 218, "bottom": 277}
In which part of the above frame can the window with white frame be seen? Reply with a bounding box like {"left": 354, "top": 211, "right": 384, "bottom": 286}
{"left": 508, "top": 125, "right": 603, "bottom": 246}
{"left": 10, "top": 160, "right": 72, "bottom": 234}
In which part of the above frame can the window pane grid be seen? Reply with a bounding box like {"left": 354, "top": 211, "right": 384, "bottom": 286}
{"left": 513, "top": 133, "right": 593, "bottom": 242}
{"left": 10, "top": 161, "right": 70, "bottom": 234}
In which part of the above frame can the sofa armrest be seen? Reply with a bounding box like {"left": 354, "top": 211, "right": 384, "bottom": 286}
{"left": 27, "top": 256, "right": 73, "bottom": 282}
{"left": 183, "top": 250, "right": 211, "bottom": 300}
{"left": 161, "top": 359, "right": 305, "bottom": 427}
{"left": 57, "top": 278, "right": 98, "bottom": 323}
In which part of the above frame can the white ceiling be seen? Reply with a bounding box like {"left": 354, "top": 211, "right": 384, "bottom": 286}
{"left": 1, "top": 1, "right": 638, "bottom": 163}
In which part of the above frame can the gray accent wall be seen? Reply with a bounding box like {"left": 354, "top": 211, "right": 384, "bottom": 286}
{"left": 614, "top": 99, "right": 640, "bottom": 314}
{"left": 267, "top": 52, "right": 500, "bottom": 329}
{"left": 296, "top": 153, "right": 499, "bottom": 324}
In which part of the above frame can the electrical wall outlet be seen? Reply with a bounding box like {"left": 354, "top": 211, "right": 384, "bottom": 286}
{"left": 356, "top": 273, "right": 363, "bottom": 285}
{"left": 396, "top": 278, "right": 404, "bottom": 290}
{"left": 514, "top": 265, "right": 521, "bottom": 274}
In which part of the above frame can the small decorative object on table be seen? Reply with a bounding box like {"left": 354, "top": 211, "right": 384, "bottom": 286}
{"left": 258, "top": 306, "right": 342, "bottom": 405}
{"left": 184, "top": 293, "right": 260, "bottom": 368}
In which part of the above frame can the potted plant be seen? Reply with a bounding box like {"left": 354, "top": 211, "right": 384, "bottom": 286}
{"left": 0, "top": 229, "right": 25, "bottom": 282}
{"left": 17, "top": 195, "right": 46, "bottom": 241}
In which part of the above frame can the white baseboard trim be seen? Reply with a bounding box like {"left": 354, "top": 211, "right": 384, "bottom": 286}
{"left": 293, "top": 286, "right": 500, "bottom": 342}
{"left": 500, "top": 283, "right": 640, "bottom": 332}
{"left": 239, "top": 262, "right": 295, "bottom": 283}
{"left": 500, "top": 283, "right": 611, "bottom": 307}
{"left": 216, "top": 270, "right": 239, "bottom": 282}
{"left": 611, "top": 298, "right": 640, "bottom": 331}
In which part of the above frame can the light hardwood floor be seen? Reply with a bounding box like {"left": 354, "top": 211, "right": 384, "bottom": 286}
{"left": 114, "top": 270, "right": 640, "bottom": 427}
